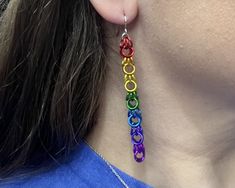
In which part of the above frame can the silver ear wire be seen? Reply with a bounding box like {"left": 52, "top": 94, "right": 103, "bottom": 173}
{"left": 124, "top": 15, "right": 128, "bottom": 33}
{"left": 122, "top": 14, "right": 129, "bottom": 38}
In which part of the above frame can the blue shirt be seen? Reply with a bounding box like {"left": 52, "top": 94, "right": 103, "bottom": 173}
{"left": 0, "top": 141, "right": 154, "bottom": 188}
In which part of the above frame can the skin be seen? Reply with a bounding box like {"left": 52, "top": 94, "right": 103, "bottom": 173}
{"left": 87, "top": 1, "right": 235, "bottom": 187}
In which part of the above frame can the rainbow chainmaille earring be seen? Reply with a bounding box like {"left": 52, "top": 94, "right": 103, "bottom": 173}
{"left": 119, "top": 15, "right": 145, "bottom": 163}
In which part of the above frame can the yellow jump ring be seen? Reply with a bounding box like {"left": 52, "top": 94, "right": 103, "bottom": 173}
{"left": 123, "top": 63, "right": 136, "bottom": 75}
{"left": 122, "top": 57, "right": 134, "bottom": 66}
{"left": 124, "top": 80, "right": 137, "bottom": 92}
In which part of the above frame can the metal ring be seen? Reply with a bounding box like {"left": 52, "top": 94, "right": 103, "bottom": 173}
{"left": 120, "top": 47, "right": 134, "bottom": 58}
{"left": 121, "top": 32, "right": 129, "bottom": 39}
{"left": 126, "top": 97, "right": 139, "bottom": 110}
{"left": 128, "top": 113, "right": 142, "bottom": 128}
{"left": 131, "top": 132, "right": 144, "bottom": 145}
{"left": 133, "top": 144, "right": 145, "bottom": 162}
{"left": 123, "top": 63, "right": 136, "bottom": 75}
{"left": 124, "top": 79, "right": 137, "bottom": 92}
{"left": 122, "top": 57, "right": 134, "bottom": 66}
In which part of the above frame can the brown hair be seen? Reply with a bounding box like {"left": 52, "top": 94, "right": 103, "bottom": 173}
{"left": 0, "top": 0, "right": 107, "bottom": 177}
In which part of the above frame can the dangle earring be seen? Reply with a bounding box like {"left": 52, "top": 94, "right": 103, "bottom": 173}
{"left": 119, "top": 15, "right": 145, "bottom": 162}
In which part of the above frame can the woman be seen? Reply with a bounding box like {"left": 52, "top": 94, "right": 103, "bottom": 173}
{"left": 0, "top": 0, "right": 235, "bottom": 187}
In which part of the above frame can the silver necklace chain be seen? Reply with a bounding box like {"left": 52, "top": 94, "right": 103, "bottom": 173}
{"left": 83, "top": 140, "right": 130, "bottom": 188}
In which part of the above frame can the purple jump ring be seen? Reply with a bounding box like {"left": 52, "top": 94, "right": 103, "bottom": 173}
{"left": 131, "top": 132, "right": 144, "bottom": 145}
{"left": 130, "top": 126, "right": 144, "bottom": 144}
{"left": 133, "top": 144, "right": 145, "bottom": 162}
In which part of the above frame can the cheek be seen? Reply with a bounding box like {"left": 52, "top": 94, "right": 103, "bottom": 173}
{"left": 144, "top": 1, "right": 235, "bottom": 89}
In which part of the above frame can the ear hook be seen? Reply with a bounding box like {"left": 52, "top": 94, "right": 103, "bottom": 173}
{"left": 124, "top": 14, "right": 128, "bottom": 33}
{"left": 122, "top": 14, "right": 129, "bottom": 38}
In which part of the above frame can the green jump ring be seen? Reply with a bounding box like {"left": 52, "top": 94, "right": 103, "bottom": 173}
{"left": 126, "top": 92, "right": 139, "bottom": 110}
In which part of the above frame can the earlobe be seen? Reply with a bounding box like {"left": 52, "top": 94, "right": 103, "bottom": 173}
{"left": 90, "top": 0, "right": 138, "bottom": 25}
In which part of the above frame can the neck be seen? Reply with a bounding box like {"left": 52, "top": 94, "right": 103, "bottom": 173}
{"left": 86, "top": 8, "right": 235, "bottom": 187}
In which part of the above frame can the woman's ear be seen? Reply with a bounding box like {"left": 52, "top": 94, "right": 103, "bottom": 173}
{"left": 90, "top": 0, "right": 138, "bottom": 25}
